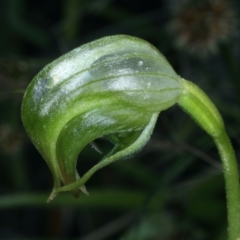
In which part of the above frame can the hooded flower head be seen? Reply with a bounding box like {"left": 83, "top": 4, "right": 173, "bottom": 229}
{"left": 21, "top": 35, "right": 183, "bottom": 201}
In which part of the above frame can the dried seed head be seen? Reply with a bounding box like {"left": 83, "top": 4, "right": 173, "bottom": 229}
{"left": 168, "top": 0, "right": 238, "bottom": 57}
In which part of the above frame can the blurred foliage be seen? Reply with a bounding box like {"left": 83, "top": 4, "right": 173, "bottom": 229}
{"left": 0, "top": 0, "right": 239, "bottom": 239}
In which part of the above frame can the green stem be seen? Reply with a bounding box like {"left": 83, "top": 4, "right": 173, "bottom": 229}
{"left": 214, "top": 131, "right": 240, "bottom": 240}
{"left": 178, "top": 79, "right": 240, "bottom": 240}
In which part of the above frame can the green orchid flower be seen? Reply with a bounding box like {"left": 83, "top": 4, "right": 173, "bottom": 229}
{"left": 21, "top": 35, "right": 240, "bottom": 240}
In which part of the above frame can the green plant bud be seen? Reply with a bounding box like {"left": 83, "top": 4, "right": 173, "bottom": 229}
{"left": 21, "top": 35, "right": 183, "bottom": 201}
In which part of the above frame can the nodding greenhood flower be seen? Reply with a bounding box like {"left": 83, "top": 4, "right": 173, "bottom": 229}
{"left": 21, "top": 35, "right": 225, "bottom": 200}
{"left": 21, "top": 35, "right": 240, "bottom": 240}
{"left": 22, "top": 35, "right": 184, "bottom": 201}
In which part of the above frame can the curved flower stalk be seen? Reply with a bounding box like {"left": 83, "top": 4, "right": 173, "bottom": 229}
{"left": 21, "top": 35, "right": 240, "bottom": 240}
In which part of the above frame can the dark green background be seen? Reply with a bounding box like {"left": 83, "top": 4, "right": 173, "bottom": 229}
{"left": 0, "top": 0, "right": 239, "bottom": 239}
